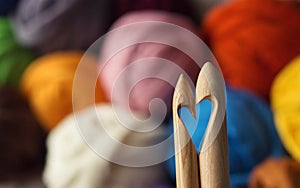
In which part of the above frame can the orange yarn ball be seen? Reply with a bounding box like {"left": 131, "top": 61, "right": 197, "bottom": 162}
{"left": 21, "top": 52, "right": 106, "bottom": 131}
{"left": 202, "top": 0, "right": 300, "bottom": 99}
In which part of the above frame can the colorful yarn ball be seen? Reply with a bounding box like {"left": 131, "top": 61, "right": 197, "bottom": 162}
{"left": 0, "top": 0, "right": 19, "bottom": 15}
{"left": 271, "top": 56, "right": 300, "bottom": 161}
{"left": 202, "top": 0, "right": 300, "bottom": 99}
{"left": 167, "top": 86, "right": 285, "bottom": 186}
{"left": 0, "top": 86, "right": 46, "bottom": 181}
{"left": 21, "top": 51, "right": 106, "bottom": 131}
{"left": 249, "top": 157, "right": 300, "bottom": 188}
{"left": 0, "top": 18, "right": 36, "bottom": 87}
{"left": 99, "top": 11, "right": 201, "bottom": 117}
{"left": 13, "top": 0, "right": 113, "bottom": 53}
{"left": 44, "top": 104, "right": 169, "bottom": 188}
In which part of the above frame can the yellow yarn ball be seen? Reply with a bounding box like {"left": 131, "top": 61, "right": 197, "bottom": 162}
{"left": 271, "top": 56, "right": 300, "bottom": 161}
{"left": 21, "top": 51, "right": 106, "bottom": 131}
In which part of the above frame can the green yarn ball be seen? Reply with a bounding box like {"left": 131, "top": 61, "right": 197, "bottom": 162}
{"left": 0, "top": 18, "right": 36, "bottom": 87}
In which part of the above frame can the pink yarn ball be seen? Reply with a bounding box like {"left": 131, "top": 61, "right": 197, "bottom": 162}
{"left": 98, "top": 11, "right": 200, "bottom": 117}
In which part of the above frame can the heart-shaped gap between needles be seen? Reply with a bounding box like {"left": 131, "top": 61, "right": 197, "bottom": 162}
{"left": 178, "top": 99, "right": 212, "bottom": 154}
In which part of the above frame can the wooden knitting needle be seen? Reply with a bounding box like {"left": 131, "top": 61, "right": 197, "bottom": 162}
{"left": 173, "top": 62, "right": 230, "bottom": 188}
{"left": 196, "top": 62, "right": 230, "bottom": 188}
{"left": 173, "top": 74, "right": 200, "bottom": 188}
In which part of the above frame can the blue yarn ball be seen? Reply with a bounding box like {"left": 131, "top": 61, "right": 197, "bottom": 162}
{"left": 166, "top": 86, "right": 285, "bottom": 187}
{"left": 0, "top": 0, "right": 19, "bottom": 15}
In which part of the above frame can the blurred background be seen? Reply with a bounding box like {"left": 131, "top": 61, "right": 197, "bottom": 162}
{"left": 0, "top": 0, "right": 300, "bottom": 187}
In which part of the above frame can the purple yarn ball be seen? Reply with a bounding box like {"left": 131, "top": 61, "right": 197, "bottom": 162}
{"left": 13, "top": 0, "right": 113, "bottom": 53}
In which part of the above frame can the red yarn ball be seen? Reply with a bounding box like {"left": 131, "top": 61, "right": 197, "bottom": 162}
{"left": 202, "top": 0, "right": 300, "bottom": 99}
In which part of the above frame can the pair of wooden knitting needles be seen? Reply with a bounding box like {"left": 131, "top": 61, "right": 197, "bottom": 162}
{"left": 173, "top": 62, "right": 230, "bottom": 188}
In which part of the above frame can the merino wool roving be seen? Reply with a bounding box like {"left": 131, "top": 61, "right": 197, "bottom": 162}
{"left": 21, "top": 51, "right": 106, "bottom": 131}
{"left": 99, "top": 11, "right": 201, "bottom": 117}
{"left": 167, "top": 86, "right": 285, "bottom": 186}
{"left": 0, "top": 18, "right": 35, "bottom": 87}
{"left": 43, "top": 104, "right": 169, "bottom": 188}
{"left": 13, "top": 0, "right": 113, "bottom": 53}
{"left": 0, "top": 86, "right": 46, "bottom": 181}
{"left": 202, "top": 0, "right": 300, "bottom": 99}
{"left": 271, "top": 56, "right": 300, "bottom": 161}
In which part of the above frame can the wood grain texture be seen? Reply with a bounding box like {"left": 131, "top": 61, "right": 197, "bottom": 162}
{"left": 173, "top": 75, "right": 200, "bottom": 188}
{"left": 173, "top": 62, "right": 230, "bottom": 188}
{"left": 196, "top": 62, "right": 229, "bottom": 188}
